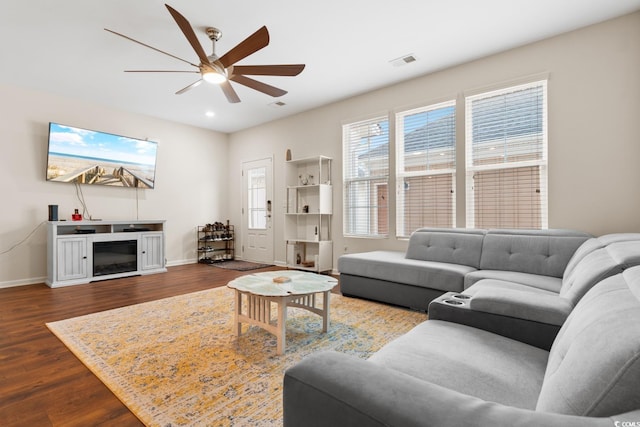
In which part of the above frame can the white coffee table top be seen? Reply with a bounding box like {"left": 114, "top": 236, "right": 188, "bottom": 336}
{"left": 227, "top": 270, "right": 337, "bottom": 296}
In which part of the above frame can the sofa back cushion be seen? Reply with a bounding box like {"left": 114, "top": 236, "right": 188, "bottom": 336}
{"left": 536, "top": 267, "right": 640, "bottom": 416}
{"left": 405, "top": 228, "right": 486, "bottom": 268}
{"left": 479, "top": 229, "right": 591, "bottom": 278}
{"left": 561, "top": 238, "right": 604, "bottom": 281}
{"left": 563, "top": 234, "right": 640, "bottom": 281}
{"left": 560, "top": 241, "right": 640, "bottom": 304}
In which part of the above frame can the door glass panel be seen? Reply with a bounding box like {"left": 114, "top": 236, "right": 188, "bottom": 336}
{"left": 248, "top": 167, "right": 267, "bottom": 229}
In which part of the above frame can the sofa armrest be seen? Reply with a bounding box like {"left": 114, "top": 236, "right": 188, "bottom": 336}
{"left": 469, "top": 287, "right": 573, "bottom": 325}
{"left": 283, "top": 351, "right": 615, "bottom": 427}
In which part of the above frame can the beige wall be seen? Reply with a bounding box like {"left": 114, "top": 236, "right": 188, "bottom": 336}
{"left": 0, "top": 85, "right": 228, "bottom": 287}
{"left": 229, "top": 11, "right": 640, "bottom": 268}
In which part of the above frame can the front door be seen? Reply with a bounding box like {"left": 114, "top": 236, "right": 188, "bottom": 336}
{"left": 241, "top": 157, "right": 274, "bottom": 263}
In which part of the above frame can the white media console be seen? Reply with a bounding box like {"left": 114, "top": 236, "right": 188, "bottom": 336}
{"left": 46, "top": 220, "right": 166, "bottom": 288}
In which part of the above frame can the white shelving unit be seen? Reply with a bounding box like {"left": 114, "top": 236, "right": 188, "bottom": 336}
{"left": 46, "top": 220, "right": 166, "bottom": 288}
{"left": 285, "top": 156, "right": 332, "bottom": 272}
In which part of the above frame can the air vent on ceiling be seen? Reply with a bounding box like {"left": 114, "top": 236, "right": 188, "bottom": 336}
{"left": 390, "top": 54, "right": 417, "bottom": 67}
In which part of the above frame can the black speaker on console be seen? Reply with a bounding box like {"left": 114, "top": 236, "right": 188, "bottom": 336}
{"left": 48, "top": 204, "right": 58, "bottom": 221}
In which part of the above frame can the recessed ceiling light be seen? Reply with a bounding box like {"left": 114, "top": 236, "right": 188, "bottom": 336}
{"left": 205, "top": 111, "right": 215, "bottom": 117}
{"left": 269, "top": 101, "right": 286, "bottom": 108}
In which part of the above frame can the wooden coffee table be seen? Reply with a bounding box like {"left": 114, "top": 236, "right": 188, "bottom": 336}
{"left": 227, "top": 270, "right": 338, "bottom": 355}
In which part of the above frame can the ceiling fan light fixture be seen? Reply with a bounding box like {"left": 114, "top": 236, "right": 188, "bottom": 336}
{"left": 202, "top": 70, "right": 227, "bottom": 84}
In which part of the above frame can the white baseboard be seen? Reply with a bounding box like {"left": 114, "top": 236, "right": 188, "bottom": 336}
{"left": 0, "top": 276, "right": 47, "bottom": 289}
{"left": 166, "top": 258, "right": 198, "bottom": 267}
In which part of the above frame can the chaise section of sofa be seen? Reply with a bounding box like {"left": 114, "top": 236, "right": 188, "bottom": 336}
{"left": 283, "top": 266, "right": 640, "bottom": 427}
{"left": 338, "top": 228, "right": 486, "bottom": 311}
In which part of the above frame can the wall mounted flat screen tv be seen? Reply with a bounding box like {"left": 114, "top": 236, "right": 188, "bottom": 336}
{"left": 46, "top": 122, "right": 158, "bottom": 189}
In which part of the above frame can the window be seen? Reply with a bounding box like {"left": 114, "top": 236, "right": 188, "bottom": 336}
{"left": 247, "top": 166, "right": 266, "bottom": 229}
{"left": 465, "top": 80, "right": 548, "bottom": 229}
{"left": 396, "top": 101, "right": 456, "bottom": 237}
{"left": 343, "top": 116, "right": 390, "bottom": 237}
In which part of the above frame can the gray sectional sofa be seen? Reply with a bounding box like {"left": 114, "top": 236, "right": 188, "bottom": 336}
{"left": 284, "top": 265, "right": 640, "bottom": 426}
{"left": 282, "top": 228, "right": 640, "bottom": 426}
{"left": 338, "top": 228, "right": 593, "bottom": 311}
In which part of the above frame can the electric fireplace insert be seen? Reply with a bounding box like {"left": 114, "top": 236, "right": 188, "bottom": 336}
{"left": 93, "top": 240, "right": 137, "bottom": 276}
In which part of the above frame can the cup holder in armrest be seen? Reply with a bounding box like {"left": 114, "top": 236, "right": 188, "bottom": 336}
{"left": 431, "top": 292, "right": 471, "bottom": 309}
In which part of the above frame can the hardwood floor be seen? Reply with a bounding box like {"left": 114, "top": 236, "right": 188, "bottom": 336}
{"left": 0, "top": 263, "right": 337, "bottom": 426}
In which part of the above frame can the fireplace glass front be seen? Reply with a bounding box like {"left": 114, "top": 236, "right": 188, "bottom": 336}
{"left": 93, "top": 240, "right": 137, "bottom": 276}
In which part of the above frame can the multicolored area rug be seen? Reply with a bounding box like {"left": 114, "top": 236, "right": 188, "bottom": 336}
{"left": 46, "top": 286, "right": 426, "bottom": 427}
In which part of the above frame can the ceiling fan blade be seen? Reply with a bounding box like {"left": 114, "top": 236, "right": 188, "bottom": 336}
{"left": 218, "top": 26, "right": 269, "bottom": 68}
{"left": 165, "top": 4, "right": 210, "bottom": 66}
{"left": 231, "top": 64, "right": 305, "bottom": 76}
{"left": 175, "top": 79, "right": 203, "bottom": 95}
{"left": 230, "top": 75, "right": 287, "bottom": 97}
{"left": 105, "top": 28, "right": 198, "bottom": 68}
{"left": 125, "top": 70, "right": 199, "bottom": 73}
{"left": 220, "top": 80, "right": 241, "bottom": 103}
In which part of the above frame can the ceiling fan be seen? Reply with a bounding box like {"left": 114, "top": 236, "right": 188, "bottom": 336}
{"left": 104, "top": 4, "right": 305, "bottom": 103}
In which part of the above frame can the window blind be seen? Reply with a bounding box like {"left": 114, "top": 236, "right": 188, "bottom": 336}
{"left": 342, "top": 116, "right": 390, "bottom": 237}
{"left": 396, "top": 101, "right": 456, "bottom": 237}
{"left": 465, "top": 81, "right": 548, "bottom": 229}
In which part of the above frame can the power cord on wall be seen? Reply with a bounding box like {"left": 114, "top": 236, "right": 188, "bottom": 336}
{"left": 75, "top": 181, "right": 92, "bottom": 219}
{"left": 0, "top": 221, "right": 46, "bottom": 255}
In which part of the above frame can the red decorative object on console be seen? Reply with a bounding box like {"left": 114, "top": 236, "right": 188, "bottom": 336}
{"left": 72, "top": 209, "right": 82, "bottom": 221}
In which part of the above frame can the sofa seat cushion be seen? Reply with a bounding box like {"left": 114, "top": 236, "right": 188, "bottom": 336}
{"left": 368, "top": 320, "right": 549, "bottom": 409}
{"left": 468, "top": 286, "right": 574, "bottom": 325}
{"left": 338, "top": 251, "right": 476, "bottom": 293}
{"left": 464, "top": 279, "right": 558, "bottom": 297}
{"left": 464, "top": 270, "right": 562, "bottom": 293}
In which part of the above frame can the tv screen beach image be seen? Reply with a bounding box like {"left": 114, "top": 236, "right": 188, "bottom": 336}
{"left": 46, "top": 123, "right": 158, "bottom": 188}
